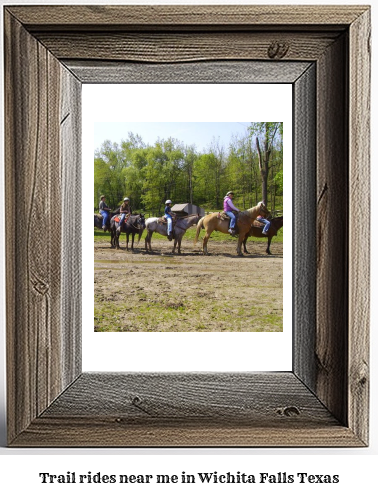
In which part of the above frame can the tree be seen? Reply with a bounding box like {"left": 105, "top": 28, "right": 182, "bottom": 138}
{"left": 249, "top": 122, "right": 282, "bottom": 206}
{"left": 94, "top": 123, "right": 283, "bottom": 213}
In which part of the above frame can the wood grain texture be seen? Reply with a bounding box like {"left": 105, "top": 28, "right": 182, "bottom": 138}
{"left": 7, "top": 5, "right": 367, "bottom": 29}
{"left": 348, "top": 8, "right": 371, "bottom": 445}
{"left": 65, "top": 60, "right": 312, "bottom": 84}
{"left": 316, "top": 34, "right": 348, "bottom": 425}
{"left": 60, "top": 69, "right": 82, "bottom": 388}
{"left": 41, "top": 373, "right": 335, "bottom": 422}
{"left": 11, "top": 373, "right": 363, "bottom": 447}
{"left": 35, "top": 32, "right": 339, "bottom": 63}
{"left": 293, "top": 64, "right": 317, "bottom": 390}
{"left": 4, "top": 11, "right": 81, "bottom": 444}
{"left": 11, "top": 418, "right": 363, "bottom": 448}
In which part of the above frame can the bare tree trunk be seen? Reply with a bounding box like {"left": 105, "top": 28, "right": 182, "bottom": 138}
{"left": 256, "top": 136, "right": 270, "bottom": 206}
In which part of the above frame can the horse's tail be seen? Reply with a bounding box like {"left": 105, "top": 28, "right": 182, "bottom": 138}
{"left": 137, "top": 228, "right": 144, "bottom": 245}
{"left": 194, "top": 216, "right": 205, "bottom": 245}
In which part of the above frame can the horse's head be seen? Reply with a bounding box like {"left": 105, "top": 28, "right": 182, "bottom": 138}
{"left": 257, "top": 201, "right": 271, "bottom": 219}
{"left": 137, "top": 213, "right": 146, "bottom": 229}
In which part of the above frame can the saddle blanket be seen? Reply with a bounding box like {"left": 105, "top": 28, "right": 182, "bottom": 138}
{"left": 114, "top": 216, "right": 130, "bottom": 224}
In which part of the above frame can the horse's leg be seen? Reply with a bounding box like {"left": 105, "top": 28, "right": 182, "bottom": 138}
{"left": 126, "top": 233, "right": 129, "bottom": 251}
{"left": 111, "top": 225, "right": 117, "bottom": 248}
{"left": 236, "top": 234, "right": 244, "bottom": 256}
{"left": 177, "top": 236, "right": 182, "bottom": 255}
{"left": 131, "top": 233, "right": 135, "bottom": 251}
{"left": 243, "top": 237, "right": 249, "bottom": 254}
{"left": 202, "top": 231, "right": 212, "bottom": 255}
{"left": 266, "top": 236, "right": 272, "bottom": 255}
{"left": 148, "top": 230, "right": 153, "bottom": 252}
{"left": 172, "top": 238, "right": 177, "bottom": 254}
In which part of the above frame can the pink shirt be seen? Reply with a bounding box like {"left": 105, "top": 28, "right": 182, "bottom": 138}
{"left": 224, "top": 196, "right": 238, "bottom": 212}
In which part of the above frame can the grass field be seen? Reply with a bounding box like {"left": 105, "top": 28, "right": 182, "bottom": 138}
{"left": 94, "top": 225, "right": 283, "bottom": 243}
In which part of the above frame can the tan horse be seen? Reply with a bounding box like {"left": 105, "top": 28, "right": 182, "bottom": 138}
{"left": 194, "top": 201, "right": 271, "bottom": 256}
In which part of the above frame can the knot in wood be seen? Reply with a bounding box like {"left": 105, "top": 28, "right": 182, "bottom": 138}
{"left": 132, "top": 396, "right": 142, "bottom": 406}
{"left": 359, "top": 376, "right": 367, "bottom": 387}
{"left": 32, "top": 279, "right": 49, "bottom": 296}
{"left": 131, "top": 395, "right": 153, "bottom": 415}
{"left": 276, "top": 406, "right": 300, "bottom": 417}
{"left": 268, "top": 41, "right": 289, "bottom": 59}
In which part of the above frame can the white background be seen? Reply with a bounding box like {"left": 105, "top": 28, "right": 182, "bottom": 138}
{"left": 83, "top": 83, "right": 292, "bottom": 372}
{"left": 0, "top": 0, "right": 377, "bottom": 499}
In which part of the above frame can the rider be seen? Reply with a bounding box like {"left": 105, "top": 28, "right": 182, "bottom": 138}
{"left": 164, "top": 199, "right": 174, "bottom": 240}
{"left": 99, "top": 195, "right": 111, "bottom": 230}
{"left": 256, "top": 202, "right": 271, "bottom": 235}
{"left": 223, "top": 191, "right": 241, "bottom": 235}
{"left": 118, "top": 197, "right": 132, "bottom": 233}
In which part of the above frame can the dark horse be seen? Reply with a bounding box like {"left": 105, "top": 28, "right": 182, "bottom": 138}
{"left": 110, "top": 213, "right": 146, "bottom": 250}
{"left": 94, "top": 208, "right": 120, "bottom": 233}
{"left": 242, "top": 216, "right": 283, "bottom": 255}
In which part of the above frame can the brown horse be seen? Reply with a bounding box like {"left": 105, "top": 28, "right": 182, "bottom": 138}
{"left": 242, "top": 216, "right": 283, "bottom": 255}
{"left": 194, "top": 201, "right": 271, "bottom": 256}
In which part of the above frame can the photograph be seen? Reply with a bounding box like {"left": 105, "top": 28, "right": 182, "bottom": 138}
{"left": 93, "top": 121, "right": 284, "bottom": 333}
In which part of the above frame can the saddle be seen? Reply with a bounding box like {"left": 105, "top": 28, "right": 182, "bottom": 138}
{"left": 114, "top": 214, "right": 130, "bottom": 226}
{"left": 252, "top": 219, "right": 265, "bottom": 228}
{"left": 217, "top": 210, "right": 239, "bottom": 221}
{"left": 217, "top": 211, "right": 240, "bottom": 235}
{"left": 158, "top": 216, "right": 177, "bottom": 227}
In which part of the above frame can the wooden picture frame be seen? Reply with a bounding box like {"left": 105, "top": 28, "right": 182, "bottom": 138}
{"left": 4, "top": 5, "right": 370, "bottom": 447}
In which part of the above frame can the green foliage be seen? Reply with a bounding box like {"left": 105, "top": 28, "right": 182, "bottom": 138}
{"left": 94, "top": 125, "right": 284, "bottom": 214}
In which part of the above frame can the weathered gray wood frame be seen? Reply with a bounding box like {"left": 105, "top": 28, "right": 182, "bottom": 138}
{"left": 4, "top": 5, "right": 370, "bottom": 447}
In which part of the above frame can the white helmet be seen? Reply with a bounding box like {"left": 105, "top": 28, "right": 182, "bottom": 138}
{"left": 165, "top": 199, "right": 172, "bottom": 204}
{"left": 124, "top": 197, "right": 129, "bottom": 201}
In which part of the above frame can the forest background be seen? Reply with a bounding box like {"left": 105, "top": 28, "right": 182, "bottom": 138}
{"left": 94, "top": 122, "right": 283, "bottom": 215}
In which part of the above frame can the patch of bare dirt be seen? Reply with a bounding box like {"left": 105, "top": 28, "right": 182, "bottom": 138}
{"left": 94, "top": 238, "right": 283, "bottom": 332}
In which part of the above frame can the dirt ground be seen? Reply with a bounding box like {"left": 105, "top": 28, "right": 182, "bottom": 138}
{"left": 94, "top": 237, "right": 283, "bottom": 332}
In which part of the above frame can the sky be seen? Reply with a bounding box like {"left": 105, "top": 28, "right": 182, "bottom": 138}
{"left": 94, "top": 121, "right": 253, "bottom": 153}
{"left": 83, "top": 83, "right": 292, "bottom": 157}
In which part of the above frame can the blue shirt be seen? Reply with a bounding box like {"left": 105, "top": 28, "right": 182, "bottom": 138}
{"left": 164, "top": 205, "right": 172, "bottom": 217}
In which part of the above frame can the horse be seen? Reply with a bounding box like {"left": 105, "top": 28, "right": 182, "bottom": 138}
{"left": 194, "top": 201, "right": 271, "bottom": 256}
{"left": 110, "top": 213, "right": 146, "bottom": 250}
{"left": 242, "top": 216, "right": 283, "bottom": 255}
{"left": 94, "top": 208, "right": 120, "bottom": 233}
{"left": 145, "top": 213, "right": 202, "bottom": 254}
